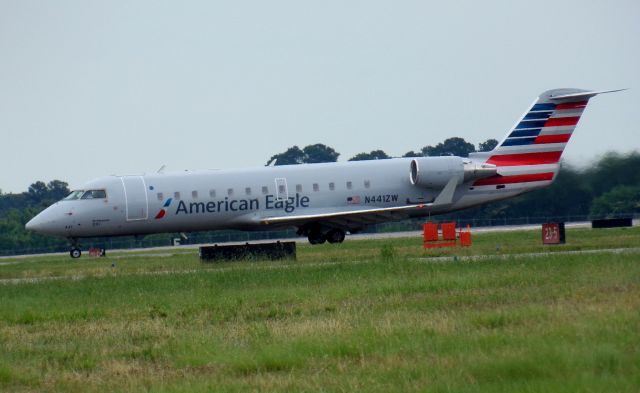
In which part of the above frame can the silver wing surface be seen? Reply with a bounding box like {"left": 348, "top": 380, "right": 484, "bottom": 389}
{"left": 258, "top": 203, "right": 429, "bottom": 229}
{"left": 257, "top": 175, "right": 459, "bottom": 230}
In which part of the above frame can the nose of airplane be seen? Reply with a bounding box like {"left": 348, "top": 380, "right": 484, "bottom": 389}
{"left": 25, "top": 209, "right": 60, "bottom": 235}
{"left": 25, "top": 217, "right": 36, "bottom": 231}
{"left": 25, "top": 214, "right": 45, "bottom": 233}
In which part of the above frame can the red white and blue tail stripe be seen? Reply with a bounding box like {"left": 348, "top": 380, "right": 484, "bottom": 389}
{"left": 469, "top": 88, "right": 624, "bottom": 189}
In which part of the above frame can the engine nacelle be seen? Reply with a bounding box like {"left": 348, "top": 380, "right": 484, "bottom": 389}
{"left": 410, "top": 156, "right": 464, "bottom": 188}
{"left": 409, "top": 157, "right": 497, "bottom": 188}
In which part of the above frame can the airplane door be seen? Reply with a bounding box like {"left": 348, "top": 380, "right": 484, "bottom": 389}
{"left": 120, "top": 176, "right": 149, "bottom": 221}
{"left": 275, "top": 178, "right": 288, "bottom": 200}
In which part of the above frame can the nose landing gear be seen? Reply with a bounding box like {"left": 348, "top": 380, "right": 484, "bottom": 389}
{"left": 68, "top": 238, "right": 107, "bottom": 258}
{"left": 68, "top": 238, "right": 82, "bottom": 258}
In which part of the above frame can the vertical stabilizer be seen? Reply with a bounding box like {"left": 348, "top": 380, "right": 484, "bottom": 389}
{"left": 469, "top": 88, "right": 623, "bottom": 190}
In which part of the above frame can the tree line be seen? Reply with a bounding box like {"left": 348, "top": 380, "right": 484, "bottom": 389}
{"left": 267, "top": 137, "right": 499, "bottom": 164}
{"left": 1, "top": 143, "right": 638, "bottom": 254}
{"left": 0, "top": 181, "right": 72, "bottom": 253}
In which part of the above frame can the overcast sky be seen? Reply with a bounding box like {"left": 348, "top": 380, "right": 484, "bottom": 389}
{"left": 1, "top": 0, "right": 638, "bottom": 193}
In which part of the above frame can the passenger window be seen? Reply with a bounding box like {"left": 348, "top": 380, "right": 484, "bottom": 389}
{"left": 346, "top": 181, "right": 352, "bottom": 190}
{"left": 278, "top": 184, "right": 286, "bottom": 194}
{"left": 313, "top": 183, "right": 319, "bottom": 192}
{"left": 364, "top": 180, "right": 371, "bottom": 189}
{"left": 209, "top": 189, "right": 216, "bottom": 198}
{"left": 245, "top": 187, "right": 252, "bottom": 195}
{"left": 296, "top": 184, "right": 302, "bottom": 193}
{"left": 192, "top": 190, "right": 198, "bottom": 199}
{"left": 157, "top": 193, "right": 163, "bottom": 201}
{"left": 227, "top": 188, "right": 234, "bottom": 196}
{"left": 174, "top": 192, "right": 181, "bottom": 200}
{"left": 262, "top": 186, "right": 269, "bottom": 195}
{"left": 329, "top": 182, "right": 335, "bottom": 191}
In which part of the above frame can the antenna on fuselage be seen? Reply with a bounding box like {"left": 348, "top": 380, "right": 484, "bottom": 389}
{"left": 157, "top": 165, "right": 166, "bottom": 174}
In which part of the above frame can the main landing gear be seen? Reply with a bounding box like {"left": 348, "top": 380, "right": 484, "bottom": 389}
{"left": 326, "top": 229, "right": 346, "bottom": 244}
{"left": 306, "top": 228, "right": 346, "bottom": 245}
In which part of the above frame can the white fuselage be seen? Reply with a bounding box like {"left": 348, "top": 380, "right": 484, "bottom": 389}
{"left": 25, "top": 157, "right": 533, "bottom": 239}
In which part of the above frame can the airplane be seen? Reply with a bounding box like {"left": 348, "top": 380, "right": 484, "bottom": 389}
{"left": 25, "top": 88, "right": 623, "bottom": 258}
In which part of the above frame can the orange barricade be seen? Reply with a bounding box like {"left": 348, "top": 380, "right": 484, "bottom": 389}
{"left": 88, "top": 248, "right": 106, "bottom": 257}
{"left": 423, "top": 222, "right": 472, "bottom": 249}
{"left": 441, "top": 222, "right": 457, "bottom": 240}
{"left": 423, "top": 222, "right": 439, "bottom": 242}
{"left": 459, "top": 230, "right": 472, "bottom": 247}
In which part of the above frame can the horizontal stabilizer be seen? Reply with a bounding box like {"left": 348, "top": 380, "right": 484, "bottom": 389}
{"left": 548, "top": 88, "right": 627, "bottom": 101}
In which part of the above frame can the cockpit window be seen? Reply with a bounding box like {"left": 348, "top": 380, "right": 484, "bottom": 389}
{"left": 63, "top": 190, "right": 84, "bottom": 200}
{"left": 81, "top": 190, "right": 107, "bottom": 199}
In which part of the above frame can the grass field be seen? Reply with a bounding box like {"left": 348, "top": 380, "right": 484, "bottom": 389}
{"left": 0, "top": 227, "right": 639, "bottom": 392}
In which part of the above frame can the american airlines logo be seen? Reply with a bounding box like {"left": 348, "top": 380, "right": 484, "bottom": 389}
{"left": 155, "top": 198, "right": 173, "bottom": 219}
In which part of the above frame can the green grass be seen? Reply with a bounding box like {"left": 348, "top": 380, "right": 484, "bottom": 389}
{"left": 0, "top": 227, "right": 639, "bottom": 392}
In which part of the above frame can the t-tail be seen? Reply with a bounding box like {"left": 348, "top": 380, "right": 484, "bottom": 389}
{"left": 469, "top": 88, "right": 625, "bottom": 192}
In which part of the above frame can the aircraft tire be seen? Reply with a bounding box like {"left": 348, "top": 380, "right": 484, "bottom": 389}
{"left": 70, "top": 248, "right": 82, "bottom": 258}
{"left": 308, "top": 231, "right": 326, "bottom": 245}
{"left": 326, "top": 229, "right": 346, "bottom": 244}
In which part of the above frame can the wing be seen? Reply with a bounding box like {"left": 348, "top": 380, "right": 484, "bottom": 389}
{"left": 257, "top": 176, "right": 459, "bottom": 230}
{"left": 258, "top": 203, "right": 429, "bottom": 229}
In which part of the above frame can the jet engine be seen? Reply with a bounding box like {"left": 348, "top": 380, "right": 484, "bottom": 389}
{"left": 409, "top": 156, "right": 497, "bottom": 188}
